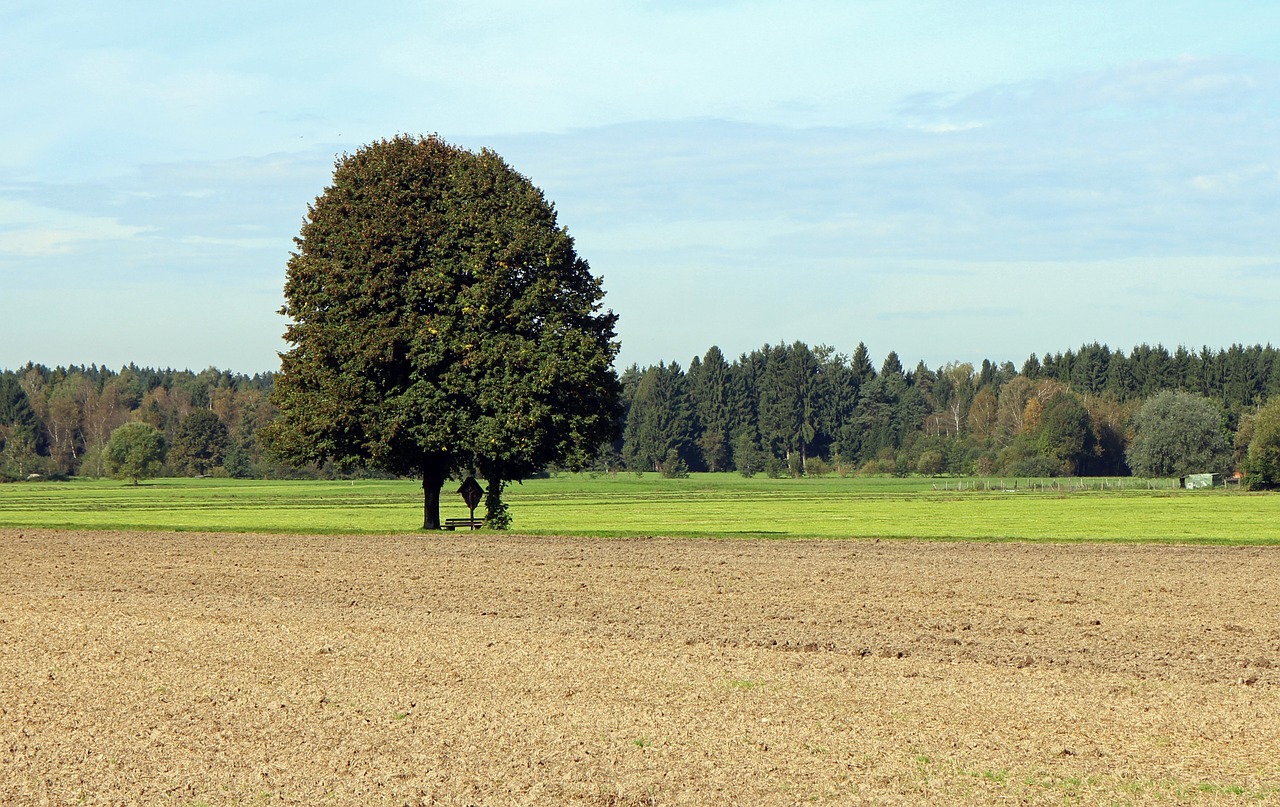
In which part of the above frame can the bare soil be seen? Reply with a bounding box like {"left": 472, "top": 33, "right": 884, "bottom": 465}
{"left": 2, "top": 530, "right": 1279, "bottom": 805}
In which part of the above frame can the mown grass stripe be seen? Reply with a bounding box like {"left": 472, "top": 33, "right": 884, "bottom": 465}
{"left": 2, "top": 474, "right": 1277, "bottom": 544}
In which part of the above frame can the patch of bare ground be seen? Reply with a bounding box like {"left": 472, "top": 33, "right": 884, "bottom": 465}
{"left": 2, "top": 530, "right": 1278, "bottom": 805}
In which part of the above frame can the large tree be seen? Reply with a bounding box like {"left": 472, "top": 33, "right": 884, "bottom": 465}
{"left": 1125, "top": 390, "right": 1231, "bottom": 478}
{"left": 1245, "top": 398, "right": 1280, "bottom": 488}
{"left": 0, "top": 373, "right": 46, "bottom": 478}
{"left": 170, "top": 409, "right": 231, "bottom": 476}
{"left": 622, "top": 362, "right": 694, "bottom": 475}
{"left": 687, "top": 347, "right": 731, "bottom": 472}
{"left": 263, "top": 135, "right": 620, "bottom": 529}
{"left": 1034, "top": 391, "right": 1095, "bottom": 476}
{"left": 103, "top": 422, "right": 167, "bottom": 485}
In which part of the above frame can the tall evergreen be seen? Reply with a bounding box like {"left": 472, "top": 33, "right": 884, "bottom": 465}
{"left": 621, "top": 363, "right": 694, "bottom": 474}
{"left": 0, "top": 373, "right": 46, "bottom": 477}
{"left": 687, "top": 346, "right": 732, "bottom": 472}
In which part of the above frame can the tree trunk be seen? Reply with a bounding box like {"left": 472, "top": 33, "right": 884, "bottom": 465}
{"left": 421, "top": 464, "right": 445, "bottom": 530}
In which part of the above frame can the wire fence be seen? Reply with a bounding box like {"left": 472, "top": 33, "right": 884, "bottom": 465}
{"left": 930, "top": 477, "right": 1187, "bottom": 493}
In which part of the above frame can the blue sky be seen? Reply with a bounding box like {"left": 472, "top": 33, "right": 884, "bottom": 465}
{"left": 2, "top": 1, "right": 1278, "bottom": 374}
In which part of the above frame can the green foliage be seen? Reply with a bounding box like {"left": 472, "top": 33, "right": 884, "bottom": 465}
{"left": 1126, "top": 390, "right": 1231, "bottom": 478}
{"left": 1245, "top": 398, "right": 1280, "bottom": 488}
{"left": 660, "top": 449, "right": 690, "bottom": 479}
{"left": 610, "top": 340, "right": 1280, "bottom": 480}
{"left": 732, "top": 431, "right": 764, "bottom": 478}
{"left": 687, "top": 347, "right": 731, "bottom": 470}
{"left": 7, "top": 338, "right": 1280, "bottom": 489}
{"left": 804, "top": 456, "right": 832, "bottom": 477}
{"left": 262, "top": 134, "right": 620, "bottom": 529}
{"left": 103, "top": 422, "right": 167, "bottom": 485}
{"left": 622, "top": 363, "right": 693, "bottom": 474}
{"left": 696, "top": 429, "right": 728, "bottom": 473}
{"left": 997, "top": 436, "right": 1056, "bottom": 477}
{"left": 916, "top": 450, "right": 945, "bottom": 476}
{"left": 756, "top": 342, "right": 821, "bottom": 470}
{"left": 480, "top": 477, "right": 511, "bottom": 529}
{"left": 1034, "top": 392, "right": 1095, "bottom": 475}
{"left": 0, "top": 363, "right": 275, "bottom": 480}
{"left": 170, "top": 410, "right": 231, "bottom": 476}
{"left": 0, "top": 374, "right": 46, "bottom": 479}
{"left": 764, "top": 455, "right": 788, "bottom": 478}
{"left": 77, "top": 443, "right": 106, "bottom": 480}
{"left": 221, "top": 443, "right": 254, "bottom": 478}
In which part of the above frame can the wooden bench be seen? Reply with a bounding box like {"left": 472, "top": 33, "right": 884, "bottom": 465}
{"left": 443, "top": 517, "right": 483, "bottom": 531}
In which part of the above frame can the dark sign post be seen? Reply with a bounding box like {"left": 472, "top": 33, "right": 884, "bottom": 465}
{"left": 457, "top": 477, "right": 484, "bottom": 527}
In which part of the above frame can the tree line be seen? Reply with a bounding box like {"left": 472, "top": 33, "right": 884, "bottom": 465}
{"left": 617, "top": 340, "right": 1280, "bottom": 481}
{"left": 6, "top": 339, "right": 1280, "bottom": 486}
{"left": 0, "top": 364, "right": 279, "bottom": 482}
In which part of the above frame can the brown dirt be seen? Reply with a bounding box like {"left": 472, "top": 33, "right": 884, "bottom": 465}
{"left": 2, "top": 530, "right": 1279, "bottom": 805}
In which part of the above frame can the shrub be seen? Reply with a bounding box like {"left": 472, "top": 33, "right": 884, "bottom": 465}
{"left": 916, "top": 450, "right": 946, "bottom": 476}
{"left": 660, "top": 450, "right": 690, "bottom": 479}
{"left": 805, "top": 457, "right": 831, "bottom": 477}
{"left": 1009, "top": 454, "right": 1062, "bottom": 478}
{"left": 858, "top": 458, "right": 891, "bottom": 476}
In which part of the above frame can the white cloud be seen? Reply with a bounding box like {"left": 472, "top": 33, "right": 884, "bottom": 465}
{"left": 900, "top": 55, "right": 1280, "bottom": 124}
{"left": 0, "top": 199, "right": 149, "bottom": 257}
{"left": 908, "top": 122, "right": 988, "bottom": 133}
{"left": 1189, "top": 165, "right": 1279, "bottom": 195}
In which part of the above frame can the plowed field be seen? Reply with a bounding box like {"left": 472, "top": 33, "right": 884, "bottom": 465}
{"left": 3, "top": 529, "right": 1278, "bottom": 804}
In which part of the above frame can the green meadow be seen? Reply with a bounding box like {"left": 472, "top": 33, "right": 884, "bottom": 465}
{"left": 2, "top": 473, "right": 1278, "bottom": 544}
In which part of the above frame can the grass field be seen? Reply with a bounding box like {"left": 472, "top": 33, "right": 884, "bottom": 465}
{"left": 3, "top": 473, "right": 1278, "bottom": 544}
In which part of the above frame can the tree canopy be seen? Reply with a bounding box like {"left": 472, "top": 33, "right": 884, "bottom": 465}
{"left": 262, "top": 134, "right": 620, "bottom": 529}
{"left": 170, "top": 409, "right": 231, "bottom": 476}
{"left": 1245, "top": 398, "right": 1280, "bottom": 488}
{"left": 1125, "top": 390, "right": 1231, "bottom": 478}
{"left": 104, "top": 422, "right": 167, "bottom": 485}
{"left": 0, "top": 374, "right": 45, "bottom": 479}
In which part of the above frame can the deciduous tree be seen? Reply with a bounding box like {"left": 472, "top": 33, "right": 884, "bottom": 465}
{"left": 1245, "top": 398, "right": 1280, "bottom": 488}
{"left": 104, "top": 422, "right": 167, "bottom": 485}
{"left": 1034, "top": 391, "right": 1094, "bottom": 476}
{"left": 263, "top": 135, "right": 620, "bottom": 529}
{"left": 1125, "top": 390, "right": 1230, "bottom": 478}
